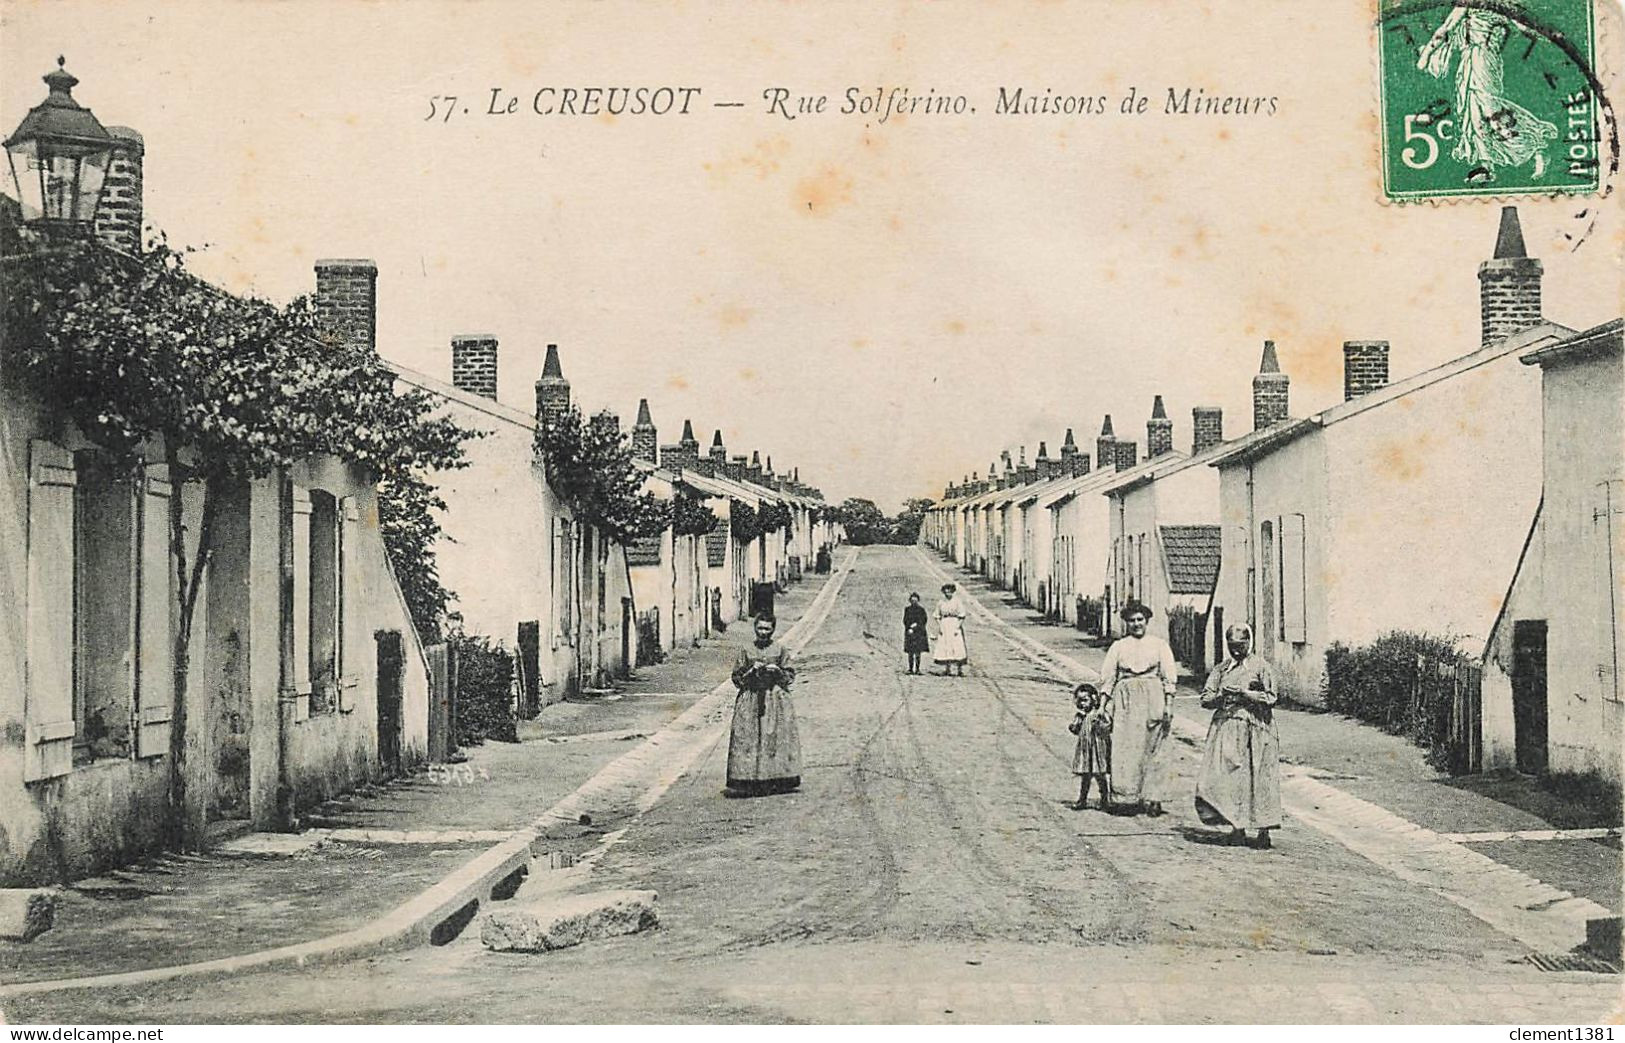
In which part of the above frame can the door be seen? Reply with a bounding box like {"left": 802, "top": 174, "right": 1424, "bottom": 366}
{"left": 620, "top": 597, "right": 633, "bottom": 677}
{"left": 1511, "top": 619, "right": 1548, "bottom": 774}
{"left": 376, "top": 630, "right": 404, "bottom": 776}
{"left": 516, "top": 621, "right": 541, "bottom": 718}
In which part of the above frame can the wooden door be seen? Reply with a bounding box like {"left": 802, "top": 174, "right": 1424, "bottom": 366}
{"left": 1511, "top": 619, "right": 1548, "bottom": 774}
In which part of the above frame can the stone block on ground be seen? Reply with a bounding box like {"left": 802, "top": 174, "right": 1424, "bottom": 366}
{"left": 481, "top": 889, "right": 658, "bottom": 952}
{"left": 1585, "top": 916, "right": 1622, "bottom": 962}
{"left": 0, "top": 888, "right": 58, "bottom": 942}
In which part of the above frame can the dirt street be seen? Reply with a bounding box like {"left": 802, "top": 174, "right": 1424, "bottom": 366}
{"left": 9, "top": 547, "right": 1616, "bottom": 1024}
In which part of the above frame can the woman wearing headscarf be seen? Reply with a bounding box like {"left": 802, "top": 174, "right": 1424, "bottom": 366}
{"left": 1195, "top": 623, "right": 1282, "bottom": 848}
{"left": 725, "top": 616, "right": 801, "bottom": 797}
{"left": 933, "top": 583, "right": 969, "bottom": 677}
{"left": 1101, "top": 600, "right": 1178, "bottom": 815}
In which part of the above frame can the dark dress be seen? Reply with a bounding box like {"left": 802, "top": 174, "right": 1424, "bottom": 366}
{"left": 903, "top": 604, "right": 930, "bottom": 654}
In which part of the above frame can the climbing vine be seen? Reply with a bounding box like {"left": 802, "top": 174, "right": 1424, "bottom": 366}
{"left": 672, "top": 492, "right": 720, "bottom": 537}
{"left": 1, "top": 219, "right": 477, "bottom": 842}
{"left": 534, "top": 405, "right": 671, "bottom": 543}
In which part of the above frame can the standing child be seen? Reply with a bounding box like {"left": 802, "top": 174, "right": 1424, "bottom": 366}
{"left": 1068, "top": 681, "right": 1112, "bottom": 811}
{"left": 902, "top": 593, "right": 930, "bottom": 675}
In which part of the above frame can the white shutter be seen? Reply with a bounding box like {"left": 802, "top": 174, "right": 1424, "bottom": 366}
{"left": 24, "top": 441, "right": 77, "bottom": 782}
{"left": 136, "top": 462, "right": 174, "bottom": 758}
{"left": 338, "top": 495, "right": 362, "bottom": 712}
{"left": 1281, "top": 512, "right": 1307, "bottom": 644}
{"left": 290, "top": 487, "right": 313, "bottom": 722}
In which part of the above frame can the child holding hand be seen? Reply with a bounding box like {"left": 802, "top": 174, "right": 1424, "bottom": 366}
{"left": 1068, "top": 681, "right": 1112, "bottom": 811}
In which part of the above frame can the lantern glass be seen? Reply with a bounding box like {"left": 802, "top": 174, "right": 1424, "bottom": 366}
{"left": 6, "top": 136, "right": 111, "bottom": 225}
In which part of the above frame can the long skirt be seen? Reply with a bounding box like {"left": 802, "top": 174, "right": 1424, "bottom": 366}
{"left": 1195, "top": 713, "right": 1281, "bottom": 830}
{"left": 934, "top": 617, "right": 968, "bottom": 663}
{"left": 1107, "top": 675, "right": 1172, "bottom": 804}
{"left": 726, "top": 688, "right": 802, "bottom": 795}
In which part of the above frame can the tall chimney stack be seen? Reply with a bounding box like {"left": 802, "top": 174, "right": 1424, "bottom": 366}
{"left": 1192, "top": 406, "right": 1224, "bottom": 454}
{"left": 314, "top": 259, "right": 378, "bottom": 354}
{"left": 1479, "top": 206, "right": 1543, "bottom": 347}
{"left": 1146, "top": 395, "right": 1174, "bottom": 457}
{"left": 535, "top": 343, "right": 571, "bottom": 425}
{"left": 632, "top": 398, "right": 657, "bottom": 462}
{"left": 451, "top": 335, "right": 499, "bottom": 400}
{"left": 94, "top": 126, "right": 143, "bottom": 253}
{"left": 1342, "top": 340, "right": 1390, "bottom": 400}
{"left": 1252, "top": 340, "right": 1289, "bottom": 431}
{"left": 1096, "top": 416, "right": 1117, "bottom": 475}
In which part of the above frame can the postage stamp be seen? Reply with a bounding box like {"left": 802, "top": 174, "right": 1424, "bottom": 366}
{"left": 1379, "top": 0, "right": 1603, "bottom": 200}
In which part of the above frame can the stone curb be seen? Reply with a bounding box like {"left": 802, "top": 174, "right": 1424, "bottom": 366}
{"left": 0, "top": 554, "right": 854, "bottom": 1000}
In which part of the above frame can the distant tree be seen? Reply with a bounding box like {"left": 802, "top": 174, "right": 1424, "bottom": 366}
{"left": 891, "top": 497, "right": 936, "bottom": 545}
{"left": 838, "top": 497, "right": 891, "bottom": 545}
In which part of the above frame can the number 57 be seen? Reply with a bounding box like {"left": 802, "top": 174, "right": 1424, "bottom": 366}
{"left": 1401, "top": 113, "right": 1454, "bottom": 169}
{"left": 425, "top": 96, "right": 458, "bottom": 123}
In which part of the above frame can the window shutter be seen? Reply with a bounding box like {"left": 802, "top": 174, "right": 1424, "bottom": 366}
{"left": 338, "top": 495, "right": 362, "bottom": 712}
{"left": 1281, "top": 512, "right": 1308, "bottom": 644}
{"left": 25, "top": 441, "right": 77, "bottom": 782}
{"left": 136, "top": 462, "right": 174, "bottom": 758}
{"left": 290, "top": 487, "right": 313, "bottom": 722}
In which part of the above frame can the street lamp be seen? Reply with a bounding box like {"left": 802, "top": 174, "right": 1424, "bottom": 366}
{"left": 5, "top": 57, "right": 115, "bottom": 229}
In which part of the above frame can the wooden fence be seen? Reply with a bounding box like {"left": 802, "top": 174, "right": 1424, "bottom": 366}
{"left": 1416, "top": 653, "right": 1483, "bottom": 775}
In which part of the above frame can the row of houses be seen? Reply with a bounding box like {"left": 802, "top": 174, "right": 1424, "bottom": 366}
{"left": 924, "top": 207, "right": 1622, "bottom": 785}
{"left": 0, "top": 64, "right": 839, "bottom": 885}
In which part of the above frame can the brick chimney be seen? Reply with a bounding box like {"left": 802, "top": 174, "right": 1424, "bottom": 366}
{"left": 1192, "top": 406, "right": 1224, "bottom": 454}
{"left": 1147, "top": 395, "right": 1174, "bottom": 457}
{"left": 94, "top": 126, "right": 143, "bottom": 253}
{"left": 1096, "top": 416, "right": 1117, "bottom": 474}
{"left": 1343, "top": 340, "right": 1390, "bottom": 400}
{"left": 1479, "top": 206, "right": 1543, "bottom": 347}
{"left": 1035, "top": 442, "right": 1052, "bottom": 480}
{"left": 709, "top": 430, "right": 727, "bottom": 470}
{"left": 450, "top": 335, "right": 499, "bottom": 400}
{"left": 535, "top": 343, "right": 571, "bottom": 425}
{"left": 631, "top": 398, "right": 657, "bottom": 462}
{"left": 727, "top": 455, "right": 747, "bottom": 482}
{"left": 1114, "top": 440, "right": 1139, "bottom": 471}
{"left": 314, "top": 259, "right": 378, "bottom": 354}
{"left": 1059, "top": 429, "right": 1079, "bottom": 471}
{"left": 1252, "top": 340, "right": 1289, "bottom": 431}
{"left": 680, "top": 420, "right": 700, "bottom": 470}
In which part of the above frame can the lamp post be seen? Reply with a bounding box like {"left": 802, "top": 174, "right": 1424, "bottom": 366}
{"left": 5, "top": 57, "right": 115, "bottom": 231}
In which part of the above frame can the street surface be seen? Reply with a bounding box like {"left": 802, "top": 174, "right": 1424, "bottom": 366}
{"left": 7, "top": 546, "right": 1618, "bottom": 1023}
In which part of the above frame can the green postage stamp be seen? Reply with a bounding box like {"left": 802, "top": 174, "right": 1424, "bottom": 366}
{"left": 1379, "top": 0, "right": 1604, "bottom": 200}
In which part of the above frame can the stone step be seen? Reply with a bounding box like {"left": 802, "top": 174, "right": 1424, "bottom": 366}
{"left": 480, "top": 889, "right": 658, "bottom": 953}
{"left": 0, "top": 889, "right": 58, "bottom": 942}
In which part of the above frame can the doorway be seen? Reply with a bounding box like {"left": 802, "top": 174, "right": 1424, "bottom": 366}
{"left": 376, "top": 630, "right": 404, "bottom": 776}
{"left": 1511, "top": 619, "right": 1548, "bottom": 774}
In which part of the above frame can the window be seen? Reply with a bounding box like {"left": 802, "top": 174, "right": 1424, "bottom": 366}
{"left": 1259, "top": 520, "right": 1276, "bottom": 644}
{"left": 288, "top": 485, "right": 353, "bottom": 718}
{"left": 308, "top": 491, "right": 340, "bottom": 714}
{"left": 23, "top": 442, "right": 171, "bottom": 782}
{"left": 554, "top": 518, "right": 575, "bottom": 645}
{"left": 72, "top": 451, "right": 136, "bottom": 762}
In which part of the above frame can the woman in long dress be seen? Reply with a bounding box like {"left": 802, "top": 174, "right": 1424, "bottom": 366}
{"left": 725, "top": 616, "right": 801, "bottom": 797}
{"left": 1195, "top": 624, "right": 1282, "bottom": 849}
{"left": 933, "top": 583, "right": 969, "bottom": 676}
{"left": 1417, "top": 2, "right": 1559, "bottom": 180}
{"left": 1102, "top": 600, "right": 1178, "bottom": 816}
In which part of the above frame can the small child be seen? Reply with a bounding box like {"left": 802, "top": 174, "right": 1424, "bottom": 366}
{"left": 1068, "top": 681, "right": 1112, "bottom": 811}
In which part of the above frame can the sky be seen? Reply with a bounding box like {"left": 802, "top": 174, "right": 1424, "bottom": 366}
{"left": 3, "top": 0, "right": 1619, "bottom": 511}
